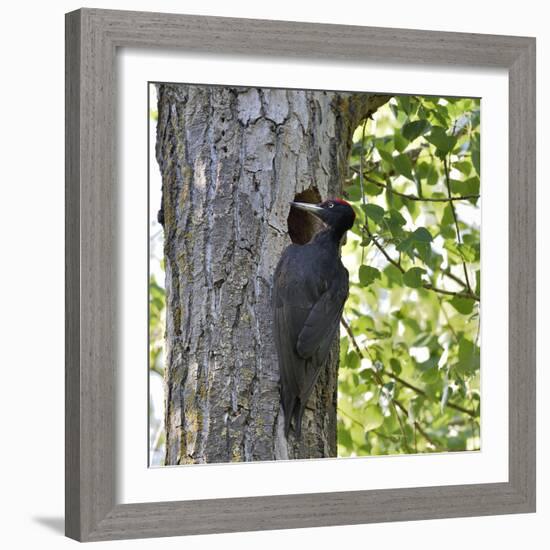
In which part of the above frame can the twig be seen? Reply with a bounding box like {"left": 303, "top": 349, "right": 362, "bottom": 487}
{"left": 439, "top": 297, "right": 459, "bottom": 342}
{"left": 443, "top": 156, "right": 473, "bottom": 293}
{"left": 356, "top": 172, "right": 479, "bottom": 203}
{"left": 382, "top": 370, "right": 476, "bottom": 418}
{"left": 363, "top": 224, "right": 480, "bottom": 301}
{"left": 373, "top": 429, "right": 400, "bottom": 443}
{"left": 364, "top": 224, "right": 402, "bottom": 271}
{"left": 441, "top": 268, "right": 469, "bottom": 289}
{"left": 392, "top": 396, "right": 442, "bottom": 450}
{"left": 337, "top": 404, "right": 414, "bottom": 447}
{"left": 337, "top": 407, "right": 365, "bottom": 429}
{"left": 342, "top": 319, "right": 443, "bottom": 451}
{"left": 342, "top": 316, "right": 375, "bottom": 361}
{"left": 339, "top": 407, "right": 406, "bottom": 449}
{"left": 392, "top": 401, "right": 412, "bottom": 452}
{"left": 342, "top": 318, "right": 477, "bottom": 418}
{"left": 422, "top": 283, "right": 477, "bottom": 301}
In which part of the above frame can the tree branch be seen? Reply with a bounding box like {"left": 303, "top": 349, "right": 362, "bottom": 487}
{"left": 392, "top": 400, "right": 412, "bottom": 452}
{"left": 351, "top": 171, "right": 479, "bottom": 203}
{"left": 342, "top": 319, "right": 443, "bottom": 451}
{"left": 341, "top": 318, "right": 477, "bottom": 419}
{"left": 422, "top": 283, "right": 477, "bottom": 301}
{"left": 363, "top": 224, "right": 480, "bottom": 301}
{"left": 383, "top": 370, "right": 476, "bottom": 418}
{"left": 439, "top": 297, "right": 459, "bottom": 342}
{"left": 337, "top": 407, "right": 401, "bottom": 444}
{"left": 443, "top": 156, "right": 473, "bottom": 293}
{"left": 337, "top": 407, "right": 365, "bottom": 429}
{"left": 392, "top": 399, "right": 440, "bottom": 450}
{"left": 441, "top": 268, "right": 469, "bottom": 289}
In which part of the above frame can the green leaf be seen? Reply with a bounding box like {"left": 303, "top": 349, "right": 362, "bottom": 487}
{"left": 396, "top": 234, "right": 414, "bottom": 257}
{"left": 365, "top": 181, "right": 384, "bottom": 196}
{"left": 442, "top": 203, "right": 454, "bottom": 226}
{"left": 421, "top": 365, "right": 440, "bottom": 385}
{"left": 384, "top": 264, "right": 403, "bottom": 285}
{"left": 425, "top": 126, "right": 458, "bottom": 154}
{"left": 339, "top": 336, "right": 349, "bottom": 365}
{"left": 455, "top": 338, "right": 480, "bottom": 375}
{"left": 346, "top": 350, "right": 360, "bottom": 370}
{"left": 471, "top": 134, "right": 481, "bottom": 175}
{"left": 359, "top": 368, "right": 374, "bottom": 382}
{"left": 338, "top": 428, "right": 352, "bottom": 449}
{"left": 389, "top": 358, "right": 402, "bottom": 375}
{"left": 411, "top": 227, "right": 433, "bottom": 243}
{"left": 352, "top": 315, "right": 375, "bottom": 333}
{"left": 402, "top": 119, "right": 431, "bottom": 141}
{"left": 447, "top": 436, "right": 467, "bottom": 451}
{"left": 440, "top": 225, "right": 455, "bottom": 239}
{"left": 403, "top": 267, "right": 426, "bottom": 288}
{"left": 367, "top": 171, "right": 386, "bottom": 184}
{"left": 416, "top": 161, "right": 439, "bottom": 186}
{"left": 393, "top": 153, "right": 414, "bottom": 180}
{"left": 454, "top": 160, "right": 472, "bottom": 176}
{"left": 363, "top": 203, "right": 385, "bottom": 223}
{"left": 398, "top": 96, "right": 412, "bottom": 114}
{"left": 359, "top": 265, "right": 381, "bottom": 286}
{"left": 445, "top": 241, "right": 474, "bottom": 264}
{"left": 449, "top": 296, "right": 475, "bottom": 314}
{"left": 378, "top": 149, "right": 394, "bottom": 164}
{"left": 388, "top": 208, "right": 407, "bottom": 226}
{"left": 427, "top": 163, "right": 439, "bottom": 185}
{"left": 351, "top": 424, "right": 367, "bottom": 447}
{"left": 404, "top": 198, "right": 418, "bottom": 221}
{"left": 463, "top": 176, "right": 480, "bottom": 199}
{"left": 364, "top": 405, "right": 385, "bottom": 431}
{"left": 417, "top": 354, "right": 439, "bottom": 372}
{"left": 345, "top": 184, "right": 362, "bottom": 201}
{"left": 384, "top": 209, "right": 407, "bottom": 239}
{"left": 415, "top": 242, "right": 432, "bottom": 264}
{"left": 432, "top": 104, "right": 451, "bottom": 126}
{"left": 394, "top": 131, "right": 408, "bottom": 153}
{"left": 456, "top": 243, "right": 476, "bottom": 262}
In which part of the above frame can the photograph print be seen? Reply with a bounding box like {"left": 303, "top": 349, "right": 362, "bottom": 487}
{"left": 148, "top": 83, "right": 481, "bottom": 466}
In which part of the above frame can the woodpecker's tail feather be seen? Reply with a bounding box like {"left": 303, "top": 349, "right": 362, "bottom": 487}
{"left": 282, "top": 392, "right": 295, "bottom": 438}
{"left": 282, "top": 395, "right": 305, "bottom": 439}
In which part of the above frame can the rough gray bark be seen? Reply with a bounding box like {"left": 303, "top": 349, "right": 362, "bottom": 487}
{"left": 156, "top": 84, "right": 388, "bottom": 464}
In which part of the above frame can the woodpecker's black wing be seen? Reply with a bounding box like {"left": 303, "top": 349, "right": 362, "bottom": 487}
{"left": 273, "top": 245, "right": 349, "bottom": 437}
{"left": 273, "top": 247, "right": 310, "bottom": 429}
{"left": 296, "top": 276, "right": 348, "bottom": 360}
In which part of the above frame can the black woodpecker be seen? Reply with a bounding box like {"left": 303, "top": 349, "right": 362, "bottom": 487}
{"left": 273, "top": 198, "right": 356, "bottom": 438}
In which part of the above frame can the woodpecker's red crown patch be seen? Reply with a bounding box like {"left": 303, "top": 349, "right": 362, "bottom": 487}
{"left": 332, "top": 198, "right": 352, "bottom": 207}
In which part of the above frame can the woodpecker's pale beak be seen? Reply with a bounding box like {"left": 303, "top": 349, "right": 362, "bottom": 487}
{"left": 290, "top": 201, "right": 324, "bottom": 215}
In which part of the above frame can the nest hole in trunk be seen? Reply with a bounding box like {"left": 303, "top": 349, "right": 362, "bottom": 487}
{"left": 287, "top": 188, "right": 325, "bottom": 245}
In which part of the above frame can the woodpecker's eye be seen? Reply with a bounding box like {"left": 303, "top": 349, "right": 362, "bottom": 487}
{"left": 328, "top": 202, "right": 334, "bottom": 208}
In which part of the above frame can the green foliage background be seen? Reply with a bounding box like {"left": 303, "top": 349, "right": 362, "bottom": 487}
{"left": 338, "top": 95, "right": 481, "bottom": 456}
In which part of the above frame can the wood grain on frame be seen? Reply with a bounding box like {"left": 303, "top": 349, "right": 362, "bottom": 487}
{"left": 65, "top": 8, "right": 536, "bottom": 541}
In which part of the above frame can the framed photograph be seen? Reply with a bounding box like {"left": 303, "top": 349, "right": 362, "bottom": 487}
{"left": 65, "top": 8, "right": 536, "bottom": 542}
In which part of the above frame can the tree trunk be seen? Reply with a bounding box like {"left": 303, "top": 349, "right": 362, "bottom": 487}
{"left": 155, "top": 84, "right": 388, "bottom": 464}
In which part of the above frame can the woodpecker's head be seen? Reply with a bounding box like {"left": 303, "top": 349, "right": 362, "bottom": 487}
{"left": 290, "top": 198, "right": 356, "bottom": 234}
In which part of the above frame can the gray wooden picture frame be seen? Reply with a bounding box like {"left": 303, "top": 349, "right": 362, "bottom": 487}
{"left": 65, "top": 8, "right": 536, "bottom": 542}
